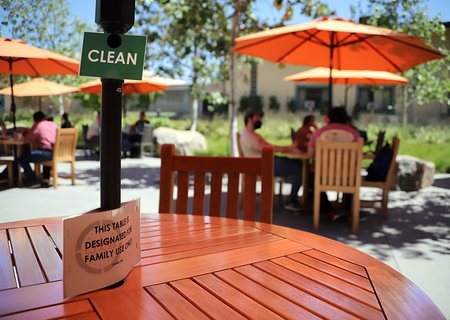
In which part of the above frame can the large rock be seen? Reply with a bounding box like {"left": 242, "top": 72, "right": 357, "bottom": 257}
{"left": 153, "top": 127, "right": 207, "bottom": 156}
{"left": 393, "top": 155, "right": 435, "bottom": 192}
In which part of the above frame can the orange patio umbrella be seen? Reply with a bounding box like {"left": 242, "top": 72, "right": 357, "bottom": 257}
{"left": 234, "top": 17, "right": 444, "bottom": 108}
{"left": 79, "top": 77, "right": 169, "bottom": 94}
{"left": 0, "top": 77, "right": 78, "bottom": 96}
{"left": 0, "top": 77, "right": 78, "bottom": 111}
{"left": 285, "top": 67, "right": 408, "bottom": 106}
{"left": 0, "top": 38, "right": 79, "bottom": 128}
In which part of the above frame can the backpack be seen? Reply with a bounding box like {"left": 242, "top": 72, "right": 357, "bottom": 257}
{"left": 366, "top": 143, "right": 393, "bottom": 181}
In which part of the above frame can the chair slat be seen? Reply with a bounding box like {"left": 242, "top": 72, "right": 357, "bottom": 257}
{"left": 209, "top": 173, "right": 223, "bottom": 217}
{"left": 243, "top": 174, "right": 257, "bottom": 221}
{"left": 226, "top": 173, "right": 240, "bottom": 220}
{"left": 176, "top": 172, "right": 190, "bottom": 214}
{"left": 193, "top": 172, "right": 206, "bottom": 215}
{"left": 342, "top": 148, "right": 349, "bottom": 186}
{"left": 329, "top": 147, "right": 335, "bottom": 186}
{"left": 335, "top": 148, "right": 342, "bottom": 186}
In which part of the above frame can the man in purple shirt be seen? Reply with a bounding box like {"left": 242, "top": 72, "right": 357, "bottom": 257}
{"left": 0, "top": 111, "right": 57, "bottom": 188}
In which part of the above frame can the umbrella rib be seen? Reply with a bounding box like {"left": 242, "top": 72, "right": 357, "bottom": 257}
{"left": 379, "top": 34, "right": 444, "bottom": 56}
{"left": 48, "top": 58, "right": 80, "bottom": 74}
{"left": 234, "top": 33, "right": 294, "bottom": 52}
{"left": 23, "top": 58, "right": 40, "bottom": 75}
{"left": 355, "top": 34, "right": 403, "bottom": 72}
{"left": 277, "top": 30, "right": 321, "bottom": 62}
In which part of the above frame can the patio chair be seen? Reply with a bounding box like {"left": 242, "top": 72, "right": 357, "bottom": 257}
{"left": 159, "top": 143, "right": 274, "bottom": 224}
{"left": 82, "top": 125, "right": 99, "bottom": 158}
{"left": 236, "top": 132, "right": 285, "bottom": 206}
{"left": 314, "top": 138, "right": 364, "bottom": 234}
{"left": 35, "top": 128, "right": 78, "bottom": 189}
{"left": 361, "top": 137, "right": 400, "bottom": 218}
{"left": 139, "top": 123, "right": 155, "bottom": 157}
{"left": 0, "top": 158, "right": 13, "bottom": 186}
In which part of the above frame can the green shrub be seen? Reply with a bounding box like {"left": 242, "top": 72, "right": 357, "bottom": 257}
{"left": 239, "top": 95, "right": 263, "bottom": 113}
{"left": 287, "top": 97, "right": 297, "bottom": 113}
{"left": 268, "top": 96, "right": 280, "bottom": 112}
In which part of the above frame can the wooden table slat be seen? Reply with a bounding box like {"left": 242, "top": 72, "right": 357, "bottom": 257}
{"left": 140, "top": 225, "right": 254, "bottom": 247}
{"left": 253, "top": 260, "right": 385, "bottom": 320}
{"left": 147, "top": 283, "right": 210, "bottom": 320}
{"left": 290, "top": 252, "right": 374, "bottom": 292}
{"left": 273, "top": 256, "right": 381, "bottom": 309}
{"left": 0, "top": 300, "right": 94, "bottom": 320}
{"left": 27, "top": 226, "right": 62, "bottom": 282}
{"left": 216, "top": 268, "right": 323, "bottom": 320}
{"left": 236, "top": 264, "right": 362, "bottom": 320}
{"left": 91, "top": 289, "right": 175, "bottom": 320}
{"left": 194, "top": 273, "right": 285, "bottom": 320}
{"left": 141, "top": 230, "right": 275, "bottom": 258}
{"left": 170, "top": 278, "right": 247, "bottom": 320}
{"left": 140, "top": 233, "right": 281, "bottom": 266}
{"left": 8, "top": 228, "right": 46, "bottom": 287}
{"left": 44, "top": 223, "right": 63, "bottom": 251}
{"left": 0, "top": 230, "right": 16, "bottom": 290}
{"left": 303, "top": 249, "right": 368, "bottom": 277}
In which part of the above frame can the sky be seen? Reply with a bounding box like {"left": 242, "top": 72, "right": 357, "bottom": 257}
{"left": 68, "top": 0, "right": 450, "bottom": 27}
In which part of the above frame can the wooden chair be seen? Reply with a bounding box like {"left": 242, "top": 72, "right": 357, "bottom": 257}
{"left": 236, "top": 132, "right": 285, "bottom": 206}
{"left": 361, "top": 137, "right": 400, "bottom": 218}
{"left": 314, "top": 138, "right": 364, "bottom": 234}
{"left": 35, "top": 128, "right": 78, "bottom": 189}
{"left": 159, "top": 144, "right": 274, "bottom": 224}
{"left": 139, "top": 123, "right": 155, "bottom": 157}
{"left": 0, "top": 157, "right": 13, "bottom": 186}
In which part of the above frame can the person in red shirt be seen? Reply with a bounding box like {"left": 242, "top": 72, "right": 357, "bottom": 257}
{"left": 293, "top": 115, "right": 317, "bottom": 153}
{"left": 0, "top": 111, "right": 57, "bottom": 188}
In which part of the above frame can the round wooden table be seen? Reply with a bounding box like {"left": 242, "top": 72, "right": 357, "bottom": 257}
{"left": 0, "top": 214, "right": 444, "bottom": 319}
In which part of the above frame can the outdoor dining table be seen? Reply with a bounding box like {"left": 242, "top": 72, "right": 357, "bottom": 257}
{"left": 0, "top": 213, "right": 444, "bottom": 319}
{"left": 0, "top": 136, "right": 26, "bottom": 186}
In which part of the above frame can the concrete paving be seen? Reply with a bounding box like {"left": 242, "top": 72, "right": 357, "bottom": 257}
{"left": 1, "top": 154, "right": 449, "bottom": 318}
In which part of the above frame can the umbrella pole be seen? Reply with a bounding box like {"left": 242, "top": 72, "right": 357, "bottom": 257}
{"left": 328, "top": 33, "right": 335, "bottom": 113}
{"left": 100, "top": 78, "right": 123, "bottom": 210}
{"left": 8, "top": 59, "right": 16, "bottom": 130}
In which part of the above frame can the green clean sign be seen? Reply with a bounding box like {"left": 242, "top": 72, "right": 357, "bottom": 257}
{"left": 79, "top": 32, "right": 146, "bottom": 80}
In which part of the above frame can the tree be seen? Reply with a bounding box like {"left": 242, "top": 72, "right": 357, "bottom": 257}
{"left": 0, "top": 0, "right": 93, "bottom": 110}
{"left": 227, "top": 0, "right": 333, "bottom": 156}
{"left": 135, "top": 0, "right": 229, "bottom": 131}
{"left": 352, "top": 0, "right": 450, "bottom": 127}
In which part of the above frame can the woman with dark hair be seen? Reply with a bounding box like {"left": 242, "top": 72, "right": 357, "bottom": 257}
{"left": 61, "top": 113, "right": 72, "bottom": 128}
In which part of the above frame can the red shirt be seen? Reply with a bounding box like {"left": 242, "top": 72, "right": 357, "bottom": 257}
{"left": 294, "top": 125, "right": 313, "bottom": 152}
{"left": 24, "top": 120, "right": 57, "bottom": 150}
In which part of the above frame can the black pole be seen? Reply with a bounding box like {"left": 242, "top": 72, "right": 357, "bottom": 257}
{"left": 8, "top": 59, "right": 16, "bottom": 130}
{"left": 100, "top": 79, "right": 123, "bottom": 210}
{"left": 328, "top": 32, "right": 335, "bottom": 113}
{"left": 96, "top": 0, "right": 135, "bottom": 210}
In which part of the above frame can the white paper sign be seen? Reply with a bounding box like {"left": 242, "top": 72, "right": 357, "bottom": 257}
{"left": 63, "top": 199, "right": 141, "bottom": 298}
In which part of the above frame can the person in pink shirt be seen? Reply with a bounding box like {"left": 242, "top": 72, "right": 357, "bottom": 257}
{"left": 0, "top": 111, "right": 57, "bottom": 187}
{"left": 307, "top": 107, "right": 360, "bottom": 220}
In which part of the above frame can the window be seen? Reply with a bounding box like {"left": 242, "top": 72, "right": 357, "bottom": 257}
{"left": 356, "top": 86, "right": 396, "bottom": 114}
{"left": 295, "top": 85, "right": 328, "bottom": 112}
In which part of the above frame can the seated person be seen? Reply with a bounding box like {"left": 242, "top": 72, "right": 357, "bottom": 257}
{"left": 293, "top": 115, "right": 317, "bottom": 153}
{"left": 0, "top": 111, "right": 57, "bottom": 188}
{"left": 240, "top": 110, "right": 303, "bottom": 211}
{"left": 87, "top": 111, "right": 101, "bottom": 141}
{"left": 307, "top": 107, "right": 360, "bottom": 219}
{"left": 61, "top": 113, "right": 73, "bottom": 128}
{"left": 134, "top": 111, "right": 150, "bottom": 133}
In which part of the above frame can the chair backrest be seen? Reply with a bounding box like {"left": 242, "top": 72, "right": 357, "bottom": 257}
{"left": 385, "top": 136, "right": 400, "bottom": 186}
{"left": 52, "top": 128, "right": 78, "bottom": 162}
{"left": 141, "top": 124, "right": 154, "bottom": 144}
{"left": 159, "top": 144, "right": 274, "bottom": 224}
{"left": 315, "top": 138, "right": 363, "bottom": 192}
